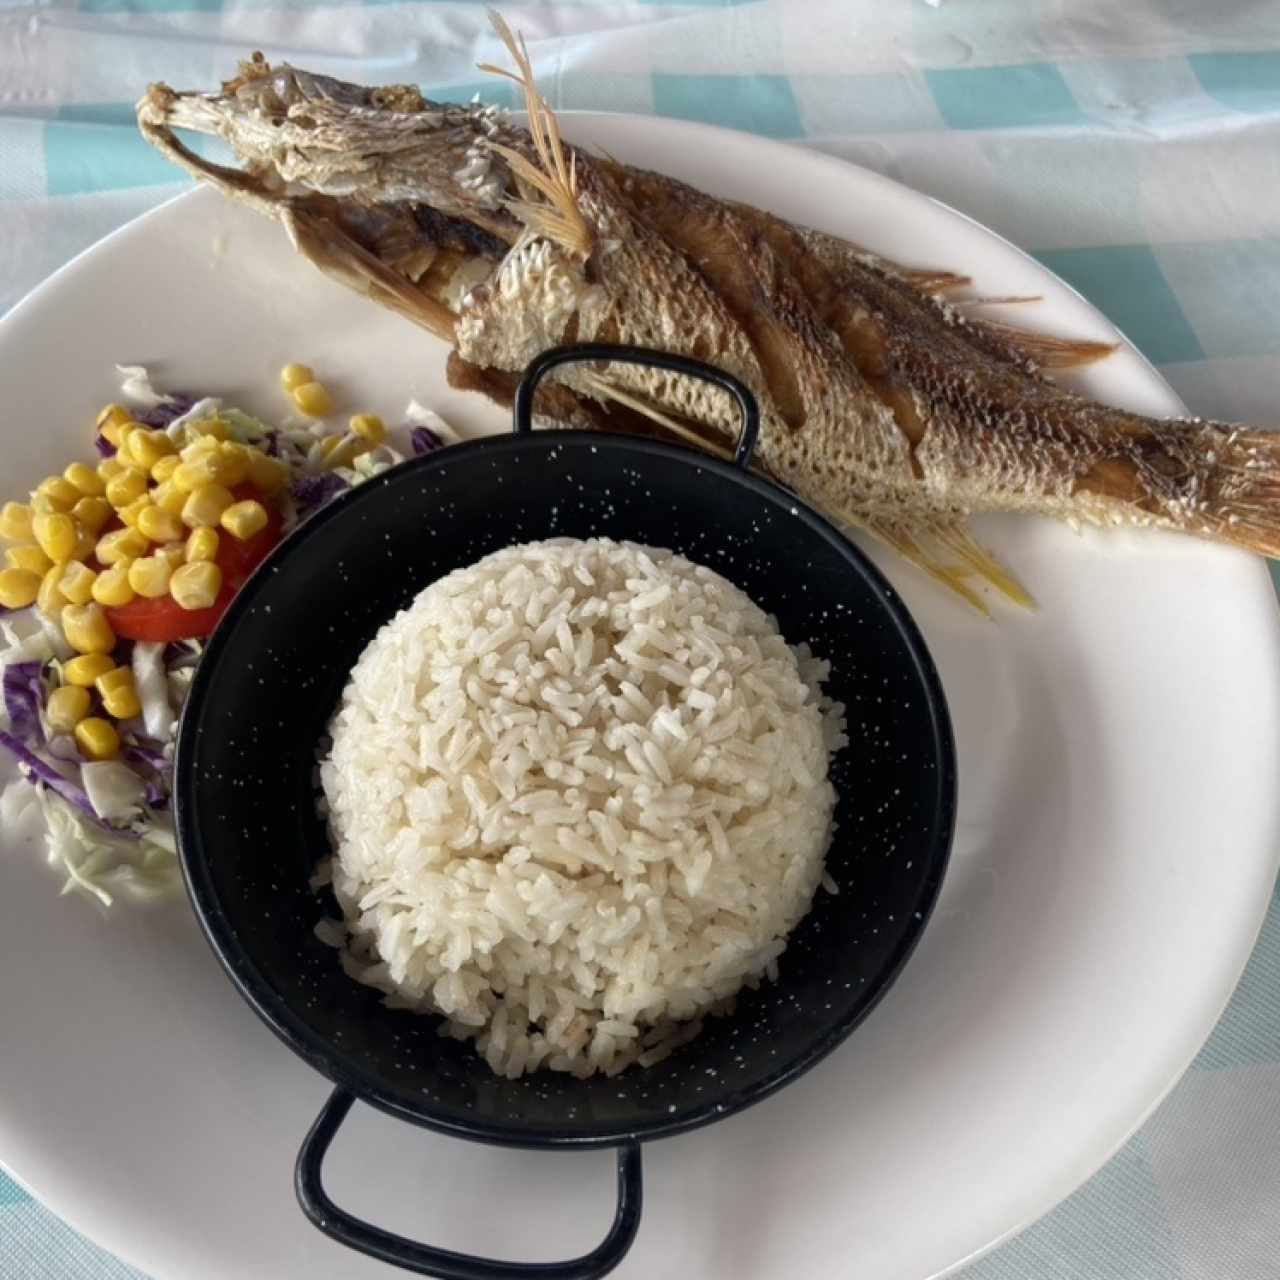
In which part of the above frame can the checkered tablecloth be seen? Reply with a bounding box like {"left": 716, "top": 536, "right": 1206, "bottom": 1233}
{"left": 2, "top": 2, "right": 1278, "bottom": 1277}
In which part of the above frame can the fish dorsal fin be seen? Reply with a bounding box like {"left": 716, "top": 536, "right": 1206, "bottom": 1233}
{"left": 478, "top": 11, "right": 593, "bottom": 258}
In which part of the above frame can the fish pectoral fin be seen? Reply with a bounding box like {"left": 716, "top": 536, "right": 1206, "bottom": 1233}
{"left": 479, "top": 14, "right": 593, "bottom": 259}
{"left": 577, "top": 373, "right": 736, "bottom": 460}
{"left": 867, "top": 520, "right": 1035, "bottom": 616}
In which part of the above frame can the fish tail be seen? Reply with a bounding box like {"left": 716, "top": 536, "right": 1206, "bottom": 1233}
{"left": 1191, "top": 426, "right": 1280, "bottom": 559}
{"left": 1048, "top": 414, "right": 1280, "bottom": 559}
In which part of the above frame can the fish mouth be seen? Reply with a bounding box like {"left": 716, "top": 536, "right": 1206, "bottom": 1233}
{"left": 136, "top": 65, "right": 523, "bottom": 345}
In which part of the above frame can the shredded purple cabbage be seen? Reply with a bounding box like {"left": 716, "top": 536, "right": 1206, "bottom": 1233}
{"left": 410, "top": 425, "right": 445, "bottom": 455}
{"left": 122, "top": 741, "right": 170, "bottom": 811}
{"left": 292, "top": 471, "right": 349, "bottom": 517}
{"left": 133, "top": 394, "right": 197, "bottom": 429}
{"left": 0, "top": 728, "right": 101, "bottom": 822}
{"left": 261, "top": 429, "right": 282, "bottom": 458}
{"left": 94, "top": 432, "right": 117, "bottom": 458}
{"left": 161, "top": 642, "right": 201, "bottom": 672}
{"left": 124, "top": 738, "right": 168, "bottom": 772}
{"left": 3, "top": 661, "right": 46, "bottom": 742}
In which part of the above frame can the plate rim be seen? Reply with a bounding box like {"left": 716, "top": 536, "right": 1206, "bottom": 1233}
{"left": 0, "top": 108, "right": 1275, "bottom": 1280}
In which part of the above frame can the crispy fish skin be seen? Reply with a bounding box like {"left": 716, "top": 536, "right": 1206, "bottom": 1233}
{"left": 135, "top": 26, "right": 1280, "bottom": 607}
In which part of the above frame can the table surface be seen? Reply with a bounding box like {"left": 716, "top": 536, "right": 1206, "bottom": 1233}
{"left": 2, "top": 2, "right": 1278, "bottom": 1278}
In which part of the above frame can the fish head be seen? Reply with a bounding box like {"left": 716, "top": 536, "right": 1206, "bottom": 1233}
{"left": 136, "top": 53, "right": 603, "bottom": 346}
{"left": 139, "top": 56, "right": 520, "bottom": 227}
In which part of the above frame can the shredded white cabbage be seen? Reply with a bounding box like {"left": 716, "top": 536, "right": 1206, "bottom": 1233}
{"left": 165, "top": 396, "right": 222, "bottom": 438}
{"left": 405, "top": 400, "right": 458, "bottom": 442}
{"left": 1, "top": 614, "right": 55, "bottom": 666}
{"left": 115, "top": 364, "right": 175, "bottom": 410}
{"left": 81, "top": 761, "right": 146, "bottom": 823}
{"left": 36, "top": 789, "right": 180, "bottom": 908}
{"left": 132, "top": 642, "right": 175, "bottom": 741}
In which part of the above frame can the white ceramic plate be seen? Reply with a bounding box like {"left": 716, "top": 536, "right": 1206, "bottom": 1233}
{"left": 1, "top": 114, "right": 1278, "bottom": 1280}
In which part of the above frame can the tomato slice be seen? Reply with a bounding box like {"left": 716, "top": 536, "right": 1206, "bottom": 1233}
{"left": 105, "top": 488, "right": 284, "bottom": 642}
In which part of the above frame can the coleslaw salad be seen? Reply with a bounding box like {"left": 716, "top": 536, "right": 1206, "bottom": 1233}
{"left": 0, "top": 367, "right": 452, "bottom": 907}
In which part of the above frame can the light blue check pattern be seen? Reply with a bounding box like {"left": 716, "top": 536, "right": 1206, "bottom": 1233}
{"left": 2, "top": 2, "right": 1279, "bottom": 1277}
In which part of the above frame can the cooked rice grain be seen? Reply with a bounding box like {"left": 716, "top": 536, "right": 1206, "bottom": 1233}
{"left": 319, "top": 538, "right": 846, "bottom": 1078}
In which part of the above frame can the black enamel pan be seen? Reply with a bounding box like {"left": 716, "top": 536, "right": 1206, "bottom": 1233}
{"left": 175, "top": 344, "right": 956, "bottom": 1278}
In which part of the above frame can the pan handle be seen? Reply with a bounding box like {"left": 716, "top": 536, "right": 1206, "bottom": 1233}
{"left": 513, "top": 343, "right": 761, "bottom": 469}
{"left": 295, "top": 1087, "right": 643, "bottom": 1280}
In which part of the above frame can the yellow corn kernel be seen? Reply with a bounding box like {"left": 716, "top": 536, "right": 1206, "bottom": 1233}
{"left": 63, "top": 462, "right": 106, "bottom": 499}
{"left": 151, "top": 481, "right": 189, "bottom": 518}
{"left": 33, "top": 512, "right": 77, "bottom": 563}
{"left": 63, "top": 653, "right": 115, "bottom": 687}
{"left": 150, "top": 454, "right": 180, "bottom": 483}
{"left": 94, "top": 527, "right": 149, "bottom": 566}
{"left": 36, "top": 566, "right": 66, "bottom": 617}
{"left": 5, "top": 544, "right": 51, "bottom": 574}
{"left": 170, "top": 560, "right": 223, "bottom": 611}
{"left": 137, "top": 504, "right": 185, "bottom": 543}
{"left": 75, "top": 717, "right": 120, "bottom": 761}
{"left": 246, "top": 451, "right": 286, "bottom": 495}
{"left": 181, "top": 483, "right": 234, "bottom": 529}
{"left": 104, "top": 468, "right": 148, "bottom": 509}
{"left": 96, "top": 667, "right": 140, "bottom": 719}
{"left": 46, "top": 685, "right": 91, "bottom": 734}
{"left": 179, "top": 435, "right": 221, "bottom": 463}
{"left": 186, "top": 417, "right": 231, "bottom": 442}
{"left": 171, "top": 457, "right": 220, "bottom": 492}
{"left": 61, "top": 603, "right": 115, "bottom": 655}
{"left": 117, "top": 496, "right": 152, "bottom": 530}
{"left": 0, "top": 567, "right": 41, "bottom": 609}
{"left": 292, "top": 380, "right": 334, "bottom": 417}
{"left": 36, "top": 476, "right": 81, "bottom": 512}
{"left": 98, "top": 421, "right": 124, "bottom": 449}
{"left": 220, "top": 499, "right": 268, "bottom": 541}
{"left": 114, "top": 422, "right": 139, "bottom": 453}
{"left": 126, "top": 428, "right": 177, "bottom": 471}
{"left": 102, "top": 685, "right": 142, "bottom": 721}
{"left": 97, "top": 457, "right": 126, "bottom": 483}
{"left": 91, "top": 563, "right": 134, "bottom": 608}
{"left": 127, "top": 556, "right": 172, "bottom": 599}
{"left": 280, "top": 362, "right": 315, "bottom": 393}
{"left": 320, "top": 435, "right": 366, "bottom": 471}
{"left": 73, "top": 524, "right": 97, "bottom": 563}
{"left": 156, "top": 542, "right": 186, "bottom": 570}
{"left": 71, "top": 496, "right": 112, "bottom": 537}
{"left": 58, "top": 561, "right": 97, "bottom": 606}
{"left": 74, "top": 496, "right": 114, "bottom": 537}
{"left": 185, "top": 526, "right": 219, "bottom": 563}
{"left": 96, "top": 403, "right": 133, "bottom": 433}
{"left": 0, "top": 501, "right": 34, "bottom": 542}
{"left": 349, "top": 413, "right": 386, "bottom": 445}
{"left": 95, "top": 666, "right": 135, "bottom": 699}
{"left": 216, "top": 442, "right": 251, "bottom": 487}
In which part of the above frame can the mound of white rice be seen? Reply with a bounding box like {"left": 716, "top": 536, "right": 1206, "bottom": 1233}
{"left": 318, "top": 537, "right": 846, "bottom": 1078}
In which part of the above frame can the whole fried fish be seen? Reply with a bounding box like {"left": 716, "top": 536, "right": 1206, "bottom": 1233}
{"left": 136, "top": 16, "right": 1280, "bottom": 609}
